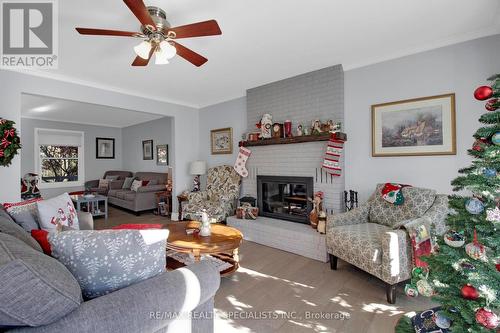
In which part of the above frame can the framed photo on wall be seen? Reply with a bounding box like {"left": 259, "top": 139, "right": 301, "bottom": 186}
{"left": 156, "top": 144, "right": 169, "bottom": 166}
{"left": 372, "top": 93, "right": 456, "bottom": 157}
{"left": 142, "top": 140, "right": 153, "bottom": 160}
{"left": 96, "top": 137, "right": 115, "bottom": 159}
{"left": 211, "top": 127, "right": 233, "bottom": 155}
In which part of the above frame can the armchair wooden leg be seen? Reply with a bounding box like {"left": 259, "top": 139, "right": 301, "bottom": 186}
{"left": 329, "top": 254, "right": 338, "bottom": 270}
{"left": 386, "top": 283, "right": 397, "bottom": 304}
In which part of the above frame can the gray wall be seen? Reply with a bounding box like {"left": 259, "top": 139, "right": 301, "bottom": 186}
{"left": 122, "top": 117, "right": 173, "bottom": 175}
{"left": 20, "top": 118, "right": 122, "bottom": 198}
{"left": 345, "top": 34, "right": 500, "bottom": 202}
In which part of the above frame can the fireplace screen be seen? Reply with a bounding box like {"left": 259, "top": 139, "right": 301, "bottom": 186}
{"left": 257, "top": 176, "right": 314, "bottom": 224}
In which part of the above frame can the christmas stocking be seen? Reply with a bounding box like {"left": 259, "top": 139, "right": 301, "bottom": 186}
{"left": 322, "top": 137, "right": 344, "bottom": 176}
{"left": 234, "top": 146, "right": 251, "bottom": 177}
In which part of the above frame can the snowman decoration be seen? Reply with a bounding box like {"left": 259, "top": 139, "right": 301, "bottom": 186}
{"left": 199, "top": 210, "right": 211, "bottom": 237}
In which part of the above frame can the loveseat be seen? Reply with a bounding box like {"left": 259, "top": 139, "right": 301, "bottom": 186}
{"left": 326, "top": 184, "right": 448, "bottom": 303}
{"left": 183, "top": 165, "right": 241, "bottom": 222}
{"left": 0, "top": 205, "right": 220, "bottom": 333}
{"left": 107, "top": 172, "right": 170, "bottom": 215}
{"left": 85, "top": 171, "right": 133, "bottom": 195}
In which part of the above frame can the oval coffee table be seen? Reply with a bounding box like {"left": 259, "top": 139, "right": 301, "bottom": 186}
{"left": 165, "top": 221, "right": 243, "bottom": 276}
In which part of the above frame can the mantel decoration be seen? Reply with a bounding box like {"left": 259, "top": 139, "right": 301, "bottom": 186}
{"left": 0, "top": 118, "right": 21, "bottom": 167}
{"left": 372, "top": 94, "right": 456, "bottom": 157}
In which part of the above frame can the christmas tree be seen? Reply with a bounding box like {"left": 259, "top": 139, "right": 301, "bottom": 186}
{"left": 423, "top": 75, "right": 500, "bottom": 332}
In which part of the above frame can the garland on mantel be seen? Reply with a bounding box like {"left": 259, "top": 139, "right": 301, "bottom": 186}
{"left": 0, "top": 118, "right": 21, "bottom": 167}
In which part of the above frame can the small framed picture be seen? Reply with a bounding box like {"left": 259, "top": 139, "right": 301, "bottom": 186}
{"left": 156, "top": 144, "right": 169, "bottom": 166}
{"left": 142, "top": 140, "right": 153, "bottom": 160}
{"left": 96, "top": 138, "right": 115, "bottom": 159}
{"left": 372, "top": 93, "right": 456, "bottom": 157}
{"left": 211, "top": 127, "right": 233, "bottom": 155}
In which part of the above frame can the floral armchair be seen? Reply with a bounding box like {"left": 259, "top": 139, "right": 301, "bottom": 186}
{"left": 326, "top": 184, "right": 449, "bottom": 304}
{"left": 183, "top": 165, "right": 241, "bottom": 222}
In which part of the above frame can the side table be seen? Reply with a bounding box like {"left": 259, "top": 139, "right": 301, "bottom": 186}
{"left": 154, "top": 191, "right": 172, "bottom": 216}
{"left": 177, "top": 194, "right": 189, "bottom": 221}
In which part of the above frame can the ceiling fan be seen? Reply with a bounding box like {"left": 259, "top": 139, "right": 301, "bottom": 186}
{"left": 75, "top": 0, "right": 222, "bottom": 67}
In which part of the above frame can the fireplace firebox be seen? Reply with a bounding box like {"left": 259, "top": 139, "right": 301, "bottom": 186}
{"left": 257, "top": 175, "right": 314, "bottom": 224}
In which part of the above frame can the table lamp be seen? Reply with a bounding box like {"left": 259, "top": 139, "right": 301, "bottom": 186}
{"left": 190, "top": 161, "right": 207, "bottom": 192}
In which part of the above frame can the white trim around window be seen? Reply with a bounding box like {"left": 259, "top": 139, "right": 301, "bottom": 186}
{"left": 34, "top": 128, "right": 85, "bottom": 189}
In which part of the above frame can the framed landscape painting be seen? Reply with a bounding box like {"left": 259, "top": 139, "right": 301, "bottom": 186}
{"left": 142, "top": 140, "right": 153, "bottom": 160}
{"left": 372, "top": 94, "right": 456, "bottom": 157}
{"left": 211, "top": 127, "right": 233, "bottom": 155}
{"left": 96, "top": 137, "right": 115, "bottom": 159}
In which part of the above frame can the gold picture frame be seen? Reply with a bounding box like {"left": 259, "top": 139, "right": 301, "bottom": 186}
{"left": 372, "top": 93, "right": 456, "bottom": 157}
{"left": 211, "top": 127, "right": 233, "bottom": 155}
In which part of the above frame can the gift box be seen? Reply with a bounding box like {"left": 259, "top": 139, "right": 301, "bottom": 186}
{"left": 236, "top": 206, "right": 259, "bottom": 219}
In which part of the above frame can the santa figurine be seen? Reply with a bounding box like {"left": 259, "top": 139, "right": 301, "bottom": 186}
{"left": 258, "top": 114, "right": 273, "bottom": 139}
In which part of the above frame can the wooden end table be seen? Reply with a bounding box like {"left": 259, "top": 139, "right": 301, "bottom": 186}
{"left": 165, "top": 221, "right": 243, "bottom": 276}
{"left": 154, "top": 191, "right": 172, "bottom": 216}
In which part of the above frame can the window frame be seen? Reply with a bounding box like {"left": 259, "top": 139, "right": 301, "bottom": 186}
{"left": 34, "top": 128, "right": 85, "bottom": 189}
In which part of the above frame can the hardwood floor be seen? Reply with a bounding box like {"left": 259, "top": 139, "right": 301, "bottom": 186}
{"left": 97, "top": 208, "right": 434, "bottom": 332}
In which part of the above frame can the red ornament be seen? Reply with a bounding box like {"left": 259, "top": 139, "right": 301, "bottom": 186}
{"left": 472, "top": 138, "right": 488, "bottom": 152}
{"left": 486, "top": 99, "right": 499, "bottom": 111}
{"left": 496, "top": 263, "right": 500, "bottom": 272}
{"left": 461, "top": 284, "right": 479, "bottom": 300}
{"left": 475, "top": 308, "right": 499, "bottom": 329}
{"left": 475, "top": 86, "right": 494, "bottom": 101}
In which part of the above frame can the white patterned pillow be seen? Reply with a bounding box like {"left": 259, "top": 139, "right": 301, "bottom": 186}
{"left": 37, "top": 193, "right": 79, "bottom": 231}
{"left": 130, "top": 179, "right": 143, "bottom": 192}
{"left": 48, "top": 229, "right": 168, "bottom": 299}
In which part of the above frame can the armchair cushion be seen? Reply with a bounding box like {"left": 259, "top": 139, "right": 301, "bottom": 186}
{"left": 369, "top": 184, "right": 437, "bottom": 228}
{"left": 380, "top": 229, "right": 412, "bottom": 284}
{"left": 326, "top": 202, "right": 370, "bottom": 231}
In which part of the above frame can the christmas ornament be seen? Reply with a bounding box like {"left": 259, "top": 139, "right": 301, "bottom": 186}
{"left": 459, "top": 261, "right": 476, "bottom": 271}
{"left": 433, "top": 311, "right": 451, "bottom": 329}
{"left": 233, "top": 146, "right": 251, "bottom": 177}
{"left": 492, "top": 132, "right": 500, "bottom": 146}
{"left": 461, "top": 284, "right": 479, "bottom": 300}
{"left": 404, "top": 284, "right": 418, "bottom": 297}
{"left": 466, "top": 198, "right": 484, "bottom": 215}
{"left": 475, "top": 307, "right": 499, "bottom": 329}
{"left": 411, "top": 266, "right": 428, "bottom": 279}
{"left": 474, "top": 85, "right": 494, "bottom": 100}
{"left": 472, "top": 138, "right": 488, "bottom": 152}
{"left": 496, "top": 262, "right": 500, "bottom": 272}
{"left": 0, "top": 119, "right": 21, "bottom": 167}
{"left": 486, "top": 207, "right": 500, "bottom": 223}
{"left": 321, "top": 134, "right": 345, "bottom": 176}
{"left": 444, "top": 229, "right": 465, "bottom": 248}
{"left": 486, "top": 98, "right": 498, "bottom": 111}
{"left": 482, "top": 167, "right": 497, "bottom": 178}
{"left": 416, "top": 279, "right": 434, "bottom": 297}
{"left": 465, "top": 229, "right": 486, "bottom": 260}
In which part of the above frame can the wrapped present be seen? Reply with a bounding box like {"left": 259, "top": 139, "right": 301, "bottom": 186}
{"left": 236, "top": 203, "right": 259, "bottom": 220}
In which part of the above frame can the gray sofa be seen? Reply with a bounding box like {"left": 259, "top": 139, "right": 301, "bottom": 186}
{"left": 107, "top": 172, "right": 170, "bottom": 214}
{"left": 85, "top": 171, "right": 133, "bottom": 195}
{"left": 0, "top": 206, "right": 220, "bottom": 333}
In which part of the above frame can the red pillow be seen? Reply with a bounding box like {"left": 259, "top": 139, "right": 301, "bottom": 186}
{"left": 111, "top": 224, "right": 163, "bottom": 230}
{"left": 142, "top": 180, "right": 150, "bottom": 186}
{"left": 31, "top": 230, "right": 52, "bottom": 255}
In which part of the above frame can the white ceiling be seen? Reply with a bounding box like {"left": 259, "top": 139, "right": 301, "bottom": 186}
{"left": 21, "top": 94, "right": 165, "bottom": 128}
{"left": 21, "top": 0, "right": 500, "bottom": 108}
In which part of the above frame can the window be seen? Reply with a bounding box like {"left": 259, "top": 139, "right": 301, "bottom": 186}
{"left": 35, "top": 128, "right": 84, "bottom": 188}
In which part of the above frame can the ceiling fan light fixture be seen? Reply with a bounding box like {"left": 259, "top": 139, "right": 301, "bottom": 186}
{"left": 159, "top": 40, "right": 177, "bottom": 60}
{"left": 134, "top": 40, "right": 152, "bottom": 59}
{"left": 155, "top": 50, "right": 170, "bottom": 65}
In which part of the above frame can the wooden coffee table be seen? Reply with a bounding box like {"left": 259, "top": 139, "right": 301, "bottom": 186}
{"left": 165, "top": 221, "right": 243, "bottom": 276}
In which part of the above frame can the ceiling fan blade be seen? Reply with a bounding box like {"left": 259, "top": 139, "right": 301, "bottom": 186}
{"left": 123, "top": 0, "right": 156, "bottom": 31}
{"left": 171, "top": 41, "right": 208, "bottom": 67}
{"left": 75, "top": 28, "right": 144, "bottom": 37}
{"left": 132, "top": 46, "right": 155, "bottom": 66}
{"left": 166, "top": 20, "right": 221, "bottom": 39}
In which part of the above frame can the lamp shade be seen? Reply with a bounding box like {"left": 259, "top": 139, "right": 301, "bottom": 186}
{"left": 190, "top": 161, "right": 207, "bottom": 175}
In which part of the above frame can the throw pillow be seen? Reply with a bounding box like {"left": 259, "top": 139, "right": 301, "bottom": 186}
{"left": 98, "top": 179, "right": 110, "bottom": 189}
{"left": 0, "top": 233, "right": 82, "bottom": 327}
{"left": 122, "top": 177, "right": 135, "bottom": 189}
{"left": 31, "top": 229, "right": 51, "bottom": 255}
{"left": 142, "top": 180, "right": 150, "bottom": 186}
{"left": 0, "top": 207, "right": 42, "bottom": 252}
{"left": 37, "top": 193, "right": 80, "bottom": 231}
{"left": 48, "top": 229, "right": 169, "bottom": 299}
{"left": 105, "top": 175, "right": 120, "bottom": 181}
{"left": 130, "top": 179, "right": 143, "bottom": 192}
{"left": 3, "top": 198, "right": 42, "bottom": 232}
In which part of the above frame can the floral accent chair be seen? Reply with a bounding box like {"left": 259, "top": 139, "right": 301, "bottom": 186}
{"left": 183, "top": 165, "right": 241, "bottom": 222}
{"left": 326, "top": 184, "right": 449, "bottom": 304}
